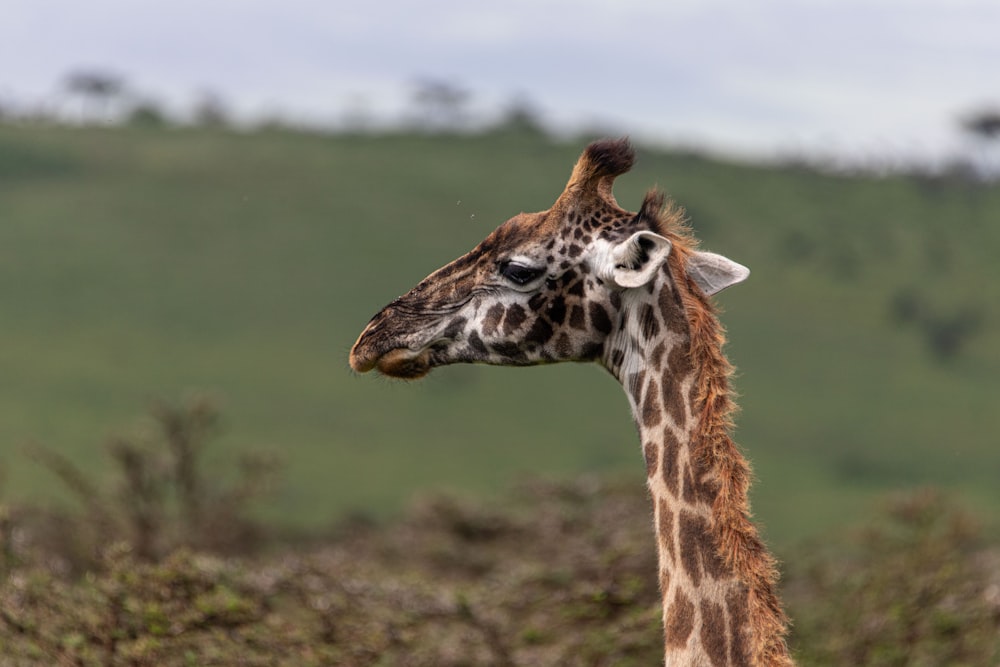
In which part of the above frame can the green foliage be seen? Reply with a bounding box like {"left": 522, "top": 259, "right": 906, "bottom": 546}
{"left": 785, "top": 490, "right": 1000, "bottom": 666}
{"left": 0, "top": 478, "right": 666, "bottom": 666}
{"left": 2, "top": 466, "right": 997, "bottom": 665}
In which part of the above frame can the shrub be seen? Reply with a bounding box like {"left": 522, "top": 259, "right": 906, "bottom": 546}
{"left": 14, "top": 396, "right": 281, "bottom": 571}
{"left": 785, "top": 490, "right": 1000, "bottom": 666}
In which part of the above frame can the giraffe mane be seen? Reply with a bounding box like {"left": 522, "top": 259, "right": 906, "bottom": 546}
{"left": 642, "top": 188, "right": 698, "bottom": 258}
{"left": 643, "top": 190, "right": 792, "bottom": 665}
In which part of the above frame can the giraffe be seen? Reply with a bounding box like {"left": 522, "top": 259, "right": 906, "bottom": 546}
{"left": 349, "top": 138, "right": 794, "bottom": 667}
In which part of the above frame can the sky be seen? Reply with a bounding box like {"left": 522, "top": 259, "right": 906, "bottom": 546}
{"left": 2, "top": 0, "right": 998, "bottom": 165}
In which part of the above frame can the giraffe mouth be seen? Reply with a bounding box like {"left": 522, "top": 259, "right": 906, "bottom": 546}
{"left": 372, "top": 348, "right": 432, "bottom": 379}
{"left": 348, "top": 307, "right": 447, "bottom": 380}
{"left": 349, "top": 342, "right": 433, "bottom": 380}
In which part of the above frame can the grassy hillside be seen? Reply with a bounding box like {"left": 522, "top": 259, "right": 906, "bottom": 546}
{"left": 0, "top": 124, "right": 998, "bottom": 546}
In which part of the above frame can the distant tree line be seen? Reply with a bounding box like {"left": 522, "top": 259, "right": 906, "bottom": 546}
{"left": 0, "top": 69, "right": 549, "bottom": 138}
{"left": 3, "top": 68, "right": 998, "bottom": 179}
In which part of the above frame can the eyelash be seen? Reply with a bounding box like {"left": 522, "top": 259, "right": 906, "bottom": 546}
{"left": 499, "top": 260, "right": 544, "bottom": 286}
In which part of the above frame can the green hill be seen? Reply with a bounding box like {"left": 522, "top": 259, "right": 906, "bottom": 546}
{"left": 1, "top": 124, "right": 997, "bottom": 546}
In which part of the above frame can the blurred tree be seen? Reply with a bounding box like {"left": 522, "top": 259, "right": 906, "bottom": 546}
{"left": 959, "top": 107, "right": 1000, "bottom": 181}
{"left": 491, "top": 94, "right": 547, "bottom": 137}
{"left": 125, "top": 99, "right": 170, "bottom": 128}
{"left": 961, "top": 108, "right": 1000, "bottom": 140}
{"left": 888, "top": 286, "right": 984, "bottom": 362}
{"left": 192, "top": 90, "right": 231, "bottom": 128}
{"left": 410, "top": 78, "right": 470, "bottom": 132}
{"left": 63, "top": 69, "right": 126, "bottom": 123}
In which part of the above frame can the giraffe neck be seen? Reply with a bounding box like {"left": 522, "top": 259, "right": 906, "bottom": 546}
{"left": 602, "top": 268, "right": 793, "bottom": 667}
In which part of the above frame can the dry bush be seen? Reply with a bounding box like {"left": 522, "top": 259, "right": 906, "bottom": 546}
{"left": 2, "top": 401, "right": 998, "bottom": 666}
{"left": 5, "top": 396, "right": 281, "bottom": 573}
{"left": 785, "top": 489, "right": 1000, "bottom": 666}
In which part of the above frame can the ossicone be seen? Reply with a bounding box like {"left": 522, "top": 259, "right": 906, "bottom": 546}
{"left": 559, "top": 137, "right": 636, "bottom": 207}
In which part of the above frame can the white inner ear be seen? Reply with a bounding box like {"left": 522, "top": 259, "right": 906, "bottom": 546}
{"left": 687, "top": 251, "right": 750, "bottom": 295}
{"left": 609, "top": 231, "right": 672, "bottom": 289}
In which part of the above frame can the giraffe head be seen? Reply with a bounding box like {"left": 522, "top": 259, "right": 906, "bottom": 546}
{"left": 349, "top": 138, "right": 749, "bottom": 379}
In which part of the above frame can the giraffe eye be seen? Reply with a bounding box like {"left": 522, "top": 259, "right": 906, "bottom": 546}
{"left": 499, "top": 261, "right": 544, "bottom": 286}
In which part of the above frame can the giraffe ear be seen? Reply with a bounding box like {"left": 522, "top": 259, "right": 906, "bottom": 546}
{"left": 608, "top": 231, "right": 673, "bottom": 288}
{"left": 687, "top": 251, "right": 750, "bottom": 295}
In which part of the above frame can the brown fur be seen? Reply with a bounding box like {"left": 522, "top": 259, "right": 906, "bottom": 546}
{"left": 558, "top": 137, "right": 636, "bottom": 208}
{"left": 649, "top": 198, "right": 794, "bottom": 667}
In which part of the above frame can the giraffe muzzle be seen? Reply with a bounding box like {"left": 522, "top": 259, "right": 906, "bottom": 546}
{"left": 349, "top": 318, "right": 434, "bottom": 379}
{"left": 349, "top": 343, "right": 431, "bottom": 379}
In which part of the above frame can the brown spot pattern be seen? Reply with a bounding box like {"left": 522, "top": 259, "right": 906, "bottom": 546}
{"left": 666, "top": 338, "right": 693, "bottom": 376}
{"left": 468, "top": 330, "right": 487, "bottom": 355}
{"left": 664, "top": 588, "right": 696, "bottom": 648}
{"left": 659, "top": 282, "right": 689, "bottom": 335}
{"left": 678, "top": 510, "right": 705, "bottom": 587}
{"left": 502, "top": 304, "right": 527, "bottom": 334}
{"left": 650, "top": 341, "right": 666, "bottom": 368}
{"left": 643, "top": 441, "right": 658, "bottom": 478}
{"left": 526, "top": 318, "right": 553, "bottom": 345}
{"left": 482, "top": 304, "right": 504, "bottom": 336}
{"left": 639, "top": 303, "right": 660, "bottom": 340}
{"left": 726, "top": 588, "right": 752, "bottom": 667}
{"left": 589, "top": 302, "right": 612, "bottom": 334}
{"left": 659, "top": 568, "right": 671, "bottom": 595}
{"left": 700, "top": 600, "right": 729, "bottom": 667}
{"left": 547, "top": 296, "right": 567, "bottom": 324}
{"left": 682, "top": 464, "right": 699, "bottom": 504}
{"left": 658, "top": 498, "right": 676, "bottom": 565}
{"left": 642, "top": 379, "right": 662, "bottom": 428}
{"left": 661, "top": 428, "right": 680, "bottom": 496}
{"left": 663, "top": 374, "right": 688, "bottom": 426}
{"left": 678, "top": 510, "right": 729, "bottom": 587}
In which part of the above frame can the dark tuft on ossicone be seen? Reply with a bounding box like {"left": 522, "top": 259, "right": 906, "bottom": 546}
{"left": 583, "top": 137, "right": 636, "bottom": 178}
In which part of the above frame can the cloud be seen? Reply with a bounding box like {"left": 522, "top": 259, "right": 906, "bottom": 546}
{"left": 1, "top": 0, "right": 996, "bottom": 161}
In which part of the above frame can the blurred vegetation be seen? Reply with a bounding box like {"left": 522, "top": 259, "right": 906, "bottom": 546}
{"left": 785, "top": 490, "right": 1000, "bottom": 666}
{"left": 0, "top": 407, "right": 997, "bottom": 665}
{"left": 0, "top": 123, "right": 997, "bottom": 552}
{"left": 11, "top": 396, "right": 280, "bottom": 573}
